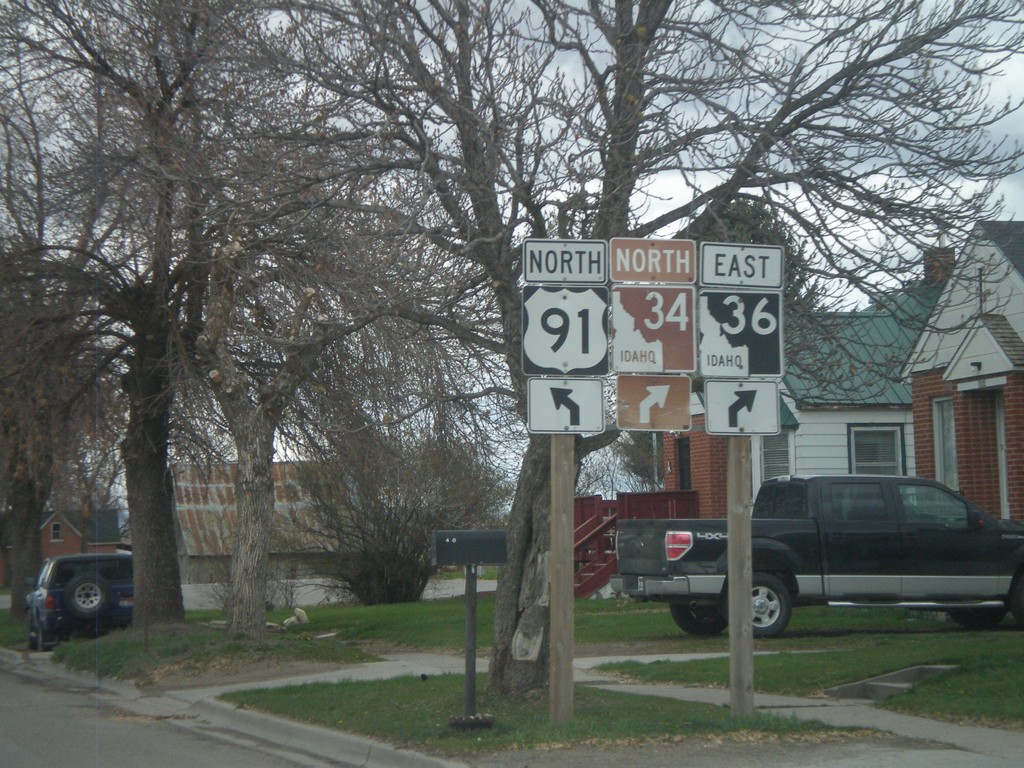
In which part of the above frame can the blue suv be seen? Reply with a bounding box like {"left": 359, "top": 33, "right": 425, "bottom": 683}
{"left": 26, "top": 553, "right": 134, "bottom": 651}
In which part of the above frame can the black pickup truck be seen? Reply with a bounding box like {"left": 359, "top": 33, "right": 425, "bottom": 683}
{"left": 610, "top": 474, "right": 1024, "bottom": 637}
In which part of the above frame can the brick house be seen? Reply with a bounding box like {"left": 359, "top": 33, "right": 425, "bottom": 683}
{"left": 905, "top": 221, "right": 1024, "bottom": 520}
{"left": 0, "top": 507, "right": 125, "bottom": 587}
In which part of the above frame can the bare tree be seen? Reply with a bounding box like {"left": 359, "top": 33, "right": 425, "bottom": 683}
{"left": 3, "top": 0, "right": 492, "bottom": 638}
{"left": 5, "top": 0, "right": 1021, "bottom": 682}
{"left": 0, "top": 0, "right": 268, "bottom": 626}
{"left": 297, "top": 423, "right": 510, "bottom": 605}
{"left": 276, "top": 0, "right": 1023, "bottom": 692}
{"left": 0, "top": 36, "right": 119, "bottom": 615}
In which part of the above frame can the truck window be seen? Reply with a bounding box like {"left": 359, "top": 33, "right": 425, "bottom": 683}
{"left": 829, "top": 482, "right": 886, "bottom": 522}
{"left": 753, "top": 483, "right": 808, "bottom": 519}
{"left": 898, "top": 484, "right": 968, "bottom": 529}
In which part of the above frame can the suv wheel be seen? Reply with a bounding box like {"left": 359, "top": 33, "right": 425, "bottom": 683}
{"left": 28, "top": 616, "right": 51, "bottom": 652}
{"left": 64, "top": 573, "right": 112, "bottom": 620}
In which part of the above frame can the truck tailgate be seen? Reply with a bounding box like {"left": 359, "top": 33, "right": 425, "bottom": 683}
{"left": 616, "top": 519, "right": 728, "bottom": 576}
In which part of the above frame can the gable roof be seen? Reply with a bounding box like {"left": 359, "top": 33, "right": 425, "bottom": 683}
{"left": 39, "top": 512, "right": 81, "bottom": 540}
{"left": 39, "top": 507, "right": 123, "bottom": 545}
{"left": 173, "top": 462, "right": 323, "bottom": 558}
{"left": 81, "top": 507, "right": 124, "bottom": 545}
{"left": 975, "top": 220, "right": 1024, "bottom": 277}
{"left": 784, "top": 280, "right": 942, "bottom": 407}
{"left": 945, "top": 313, "right": 1024, "bottom": 381}
{"left": 981, "top": 313, "right": 1024, "bottom": 366}
{"left": 905, "top": 220, "right": 1024, "bottom": 377}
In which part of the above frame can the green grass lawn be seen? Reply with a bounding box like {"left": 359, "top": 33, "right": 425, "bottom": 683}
{"left": 223, "top": 673, "right": 833, "bottom": 756}
{"left": 597, "top": 626, "right": 1024, "bottom": 726}
{"left": 3, "top": 594, "right": 1022, "bottom": 746}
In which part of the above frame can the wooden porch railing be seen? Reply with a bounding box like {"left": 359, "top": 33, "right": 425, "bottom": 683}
{"left": 573, "top": 490, "right": 699, "bottom": 598}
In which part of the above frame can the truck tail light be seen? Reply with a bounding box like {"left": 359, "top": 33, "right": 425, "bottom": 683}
{"left": 45, "top": 593, "right": 56, "bottom": 610}
{"left": 665, "top": 531, "right": 693, "bottom": 561}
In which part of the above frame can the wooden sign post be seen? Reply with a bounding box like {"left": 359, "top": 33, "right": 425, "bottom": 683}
{"left": 726, "top": 435, "right": 754, "bottom": 716}
{"left": 549, "top": 433, "right": 575, "bottom": 724}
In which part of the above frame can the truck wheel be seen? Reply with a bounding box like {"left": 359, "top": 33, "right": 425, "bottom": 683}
{"left": 64, "top": 573, "right": 111, "bottom": 620}
{"left": 751, "top": 573, "right": 792, "bottom": 639}
{"left": 947, "top": 607, "right": 1007, "bottom": 630}
{"left": 669, "top": 603, "right": 728, "bottom": 636}
{"left": 1009, "top": 575, "right": 1024, "bottom": 629}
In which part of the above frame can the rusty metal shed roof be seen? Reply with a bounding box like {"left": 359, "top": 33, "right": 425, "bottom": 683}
{"left": 173, "top": 462, "right": 323, "bottom": 557}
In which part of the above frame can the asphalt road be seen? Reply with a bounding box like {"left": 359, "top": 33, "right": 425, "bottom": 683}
{"left": 0, "top": 663, "right": 347, "bottom": 767}
{"left": 4, "top": 646, "right": 1024, "bottom": 768}
{"left": 4, "top": 585, "right": 1024, "bottom": 768}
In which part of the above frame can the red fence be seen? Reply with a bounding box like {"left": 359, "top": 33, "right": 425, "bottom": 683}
{"left": 572, "top": 490, "right": 698, "bottom": 598}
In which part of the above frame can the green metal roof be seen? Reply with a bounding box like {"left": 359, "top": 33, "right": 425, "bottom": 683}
{"left": 783, "top": 281, "right": 942, "bottom": 407}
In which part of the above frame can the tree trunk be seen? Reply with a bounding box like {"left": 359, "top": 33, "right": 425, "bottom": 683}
{"left": 121, "top": 333, "right": 185, "bottom": 627}
{"left": 488, "top": 435, "right": 553, "bottom": 693}
{"left": 5, "top": 469, "right": 48, "bottom": 621}
{"left": 225, "top": 417, "right": 276, "bottom": 640}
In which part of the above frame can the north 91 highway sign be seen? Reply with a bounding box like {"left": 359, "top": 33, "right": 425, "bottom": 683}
{"left": 522, "top": 285, "right": 609, "bottom": 376}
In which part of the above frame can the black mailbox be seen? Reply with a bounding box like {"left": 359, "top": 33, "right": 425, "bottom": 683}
{"left": 432, "top": 529, "right": 507, "bottom": 566}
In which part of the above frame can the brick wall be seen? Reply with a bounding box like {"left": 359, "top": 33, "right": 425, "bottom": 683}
{"left": 41, "top": 517, "right": 85, "bottom": 559}
{"left": 664, "top": 416, "right": 730, "bottom": 519}
{"left": 956, "top": 387, "right": 1002, "bottom": 513}
{"left": 912, "top": 368, "right": 1024, "bottom": 520}
{"left": 910, "top": 369, "right": 952, "bottom": 481}
{"left": 1003, "top": 373, "right": 1024, "bottom": 520}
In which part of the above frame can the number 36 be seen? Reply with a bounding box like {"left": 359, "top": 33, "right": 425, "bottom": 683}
{"left": 721, "top": 295, "right": 777, "bottom": 335}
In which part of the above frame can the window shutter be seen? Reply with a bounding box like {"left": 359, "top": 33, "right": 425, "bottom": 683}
{"left": 851, "top": 428, "right": 900, "bottom": 474}
{"left": 761, "top": 432, "right": 791, "bottom": 479}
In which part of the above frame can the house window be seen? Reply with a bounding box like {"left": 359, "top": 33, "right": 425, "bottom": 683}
{"left": 50, "top": 522, "right": 63, "bottom": 541}
{"left": 761, "top": 431, "right": 792, "bottom": 480}
{"left": 933, "top": 398, "right": 958, "bottom": 490}
{"left": 849, "top": 426, "right": 903, "bottom": 475}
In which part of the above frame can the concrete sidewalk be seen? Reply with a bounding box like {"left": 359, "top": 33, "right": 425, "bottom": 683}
{"left": 3, "top": 646, "right": 1023, "bottom": 768}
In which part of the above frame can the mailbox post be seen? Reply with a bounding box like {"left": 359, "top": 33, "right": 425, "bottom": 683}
{"left": 431, "top": 530, "right": 507, "bottom": 725}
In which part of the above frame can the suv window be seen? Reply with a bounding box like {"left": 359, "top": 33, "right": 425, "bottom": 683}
{"left": 50, "top": 558, "right": 133, "bottom": 588}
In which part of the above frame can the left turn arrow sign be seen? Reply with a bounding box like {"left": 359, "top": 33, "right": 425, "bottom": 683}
{"left": 527, "top": 378, "right": 605, "bottom": 434}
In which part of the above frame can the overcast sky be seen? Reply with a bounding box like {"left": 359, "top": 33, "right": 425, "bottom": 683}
{"left": 982, "top": 48, "right": 1024, "bottom": 222}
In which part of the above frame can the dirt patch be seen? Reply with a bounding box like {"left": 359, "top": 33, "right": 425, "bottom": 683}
{"left": 121, "top": 622, "right": 380, "bottom": 692}
{"left": 141, "top": 656, "right": 344, "bottom": 691}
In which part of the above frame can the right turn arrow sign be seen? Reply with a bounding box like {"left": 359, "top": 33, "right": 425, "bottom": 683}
{"left": 705, "top": 379, "right": 780, "bottom": 435}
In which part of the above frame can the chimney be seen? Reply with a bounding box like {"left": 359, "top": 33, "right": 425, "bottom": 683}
{"left": 923, "top": 247, "right": 955, "bottom": 284}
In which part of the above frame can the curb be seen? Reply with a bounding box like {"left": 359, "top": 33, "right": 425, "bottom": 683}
{"left": 6, "top": 645, "right": 1024, "bottom": 765}
{"left": 1, "top": 646, "right": 467, "bottom": 768}
{"left": 188, "top": 697, "right": 468, "bottom": 768}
